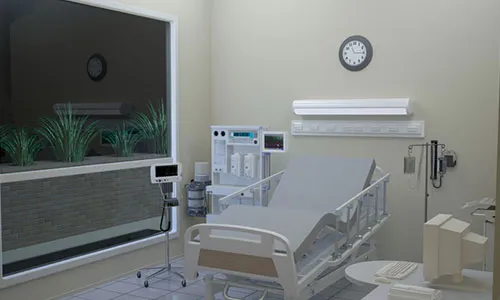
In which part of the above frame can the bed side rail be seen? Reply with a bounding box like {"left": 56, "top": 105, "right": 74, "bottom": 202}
{"left": 332, "top": 169, "right": 390, "bottom": 244}
{"left": 335, "top": 167, "right": 390, "bottom": 215}
{"left": 184, "top": 223, "right": 299, "bottom": 297}
{"left": 217, "top": 170, "right": 285, "bottom": 212}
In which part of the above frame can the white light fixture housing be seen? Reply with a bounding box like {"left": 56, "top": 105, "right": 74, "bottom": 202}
{"left": 292, "top": 98, "right": 411, "bottom": 116}
{"left": 53, "top": 102, "right": 133, "bottom": 116}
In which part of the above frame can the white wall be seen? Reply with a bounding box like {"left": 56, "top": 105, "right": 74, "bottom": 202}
{"left": 0, "top": 0, "right": 212, "bottom": 299}
{"left": 10, "top": 0, "right": 166, "bottom": 126}
{"left": 210, "top": 0, "right": 500, "bottom": 262}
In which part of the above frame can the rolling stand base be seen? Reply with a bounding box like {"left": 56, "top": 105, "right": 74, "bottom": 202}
{"left": 136, "top": 263, "right": 186, "bottom": 288}
{"left": 138, "top": 182, "right": 187, "bottom": 288}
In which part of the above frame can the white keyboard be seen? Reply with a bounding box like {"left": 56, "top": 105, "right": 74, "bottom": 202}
{"left": 375, "top": 261, "right": 418, "bottom": 280}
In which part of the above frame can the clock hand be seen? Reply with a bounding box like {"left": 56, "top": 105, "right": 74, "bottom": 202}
{"left": 353, "top": 46, "right": 363, "bottom": 54}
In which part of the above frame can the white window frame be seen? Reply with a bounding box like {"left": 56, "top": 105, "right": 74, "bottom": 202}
{"left": 0, "top": 0, "right": 179, "bottom": 289}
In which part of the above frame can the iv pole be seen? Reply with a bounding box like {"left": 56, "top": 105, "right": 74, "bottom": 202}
{"left": 407, "top": 140, "right": 446, "bottom": 222}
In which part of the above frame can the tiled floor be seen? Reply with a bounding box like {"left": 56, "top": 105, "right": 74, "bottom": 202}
{"left": 59, "top": 258, "right": 374, "bottom": 300}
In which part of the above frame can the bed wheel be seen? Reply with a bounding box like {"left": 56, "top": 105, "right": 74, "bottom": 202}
{"left": 181, "top": 279, "right": 187, "bottom": 287}
{"left": 144, "top": 280, "right": 149, "bottom": 288}
{"left": 136, "top": 271, "right": 141, "bottom": 278}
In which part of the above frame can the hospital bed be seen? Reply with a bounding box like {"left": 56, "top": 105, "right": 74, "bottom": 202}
{"left": 184, "top": 156, "right": 390, "bottom": 300}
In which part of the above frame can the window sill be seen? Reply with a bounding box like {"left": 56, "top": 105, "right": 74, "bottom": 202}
{"left": 0, "top": 155, "right": 172, "bottom": 183}
{"left": 0, "top": 231, "right": 178, "bottom": 289}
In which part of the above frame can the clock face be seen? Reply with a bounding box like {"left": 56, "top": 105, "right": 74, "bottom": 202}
{"left": 87, "top": 54, "right": 107, "bottom": 81}
{"left": 339, "top": 35, "right": 373, "bottom": 71}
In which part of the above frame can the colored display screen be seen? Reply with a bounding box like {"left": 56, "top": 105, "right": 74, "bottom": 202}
{"left": 232, "top": 132, "right": 254, "bottom": 138}
{"left": 155, "top": 165, "right": 178, "bottom": 177}
{"left": 264, "top": 134, "right": 284, "bottom": 150}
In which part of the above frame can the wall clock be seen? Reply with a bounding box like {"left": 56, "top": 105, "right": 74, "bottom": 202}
{"left": 87, "top": 53, "right": 107, "bottom": 82}
{"left": 339, "top": 35, "right": 373, "bottom": 71}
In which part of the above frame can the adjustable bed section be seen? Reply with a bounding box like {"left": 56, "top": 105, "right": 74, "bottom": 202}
{"left": 184, "top": 156, "right": 390, "bottom": 300}
{"left": 268, "top": 156, "right": 376, "bottom": 213}
{"left": 205, "top": 205, "right": 338, "bottom": 262}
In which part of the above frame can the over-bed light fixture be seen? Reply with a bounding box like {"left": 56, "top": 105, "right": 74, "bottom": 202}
{"left": 292, "top": 98, "right": 411, "bottom": 116}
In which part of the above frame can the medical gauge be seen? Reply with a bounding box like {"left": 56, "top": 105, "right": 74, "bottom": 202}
{"left": 262, "top": 131, "right": 287, "bottom": 153}
{"left": 150, "top": 163, "right": 182, "bottom": 184}
{"left": 138, "top": 162, "right": 186, "bottom": 289}
{"left": 404, "top": 140, "right": 457, "bottom": 222}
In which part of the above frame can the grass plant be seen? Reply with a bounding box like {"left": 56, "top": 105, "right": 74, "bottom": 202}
{"left": 38, "top": 102, "right": 99, "bottom": 162}
{"left": 132, "top": 101, "right": 169, "bottom": 155}
{"left": 1, "top": 127, "right": 43, "bottom": 166}
{"left": 103, "top": 122, "right": 143, "bottom": 157}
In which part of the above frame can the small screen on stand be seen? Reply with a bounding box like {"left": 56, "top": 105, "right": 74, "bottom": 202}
{"left": 156, "top": 165, "right": 178, "bottom": 177}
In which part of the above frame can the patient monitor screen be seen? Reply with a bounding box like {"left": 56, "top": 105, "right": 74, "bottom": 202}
{"left": 264, "top": 133, "right": 285, "bottom": 151}
{"left": 155, "top": 165, "right": 178, "bottom": 177}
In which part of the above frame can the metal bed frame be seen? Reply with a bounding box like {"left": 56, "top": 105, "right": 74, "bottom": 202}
{"left": 184, "top": 166, "right": 390, "bottom": 300}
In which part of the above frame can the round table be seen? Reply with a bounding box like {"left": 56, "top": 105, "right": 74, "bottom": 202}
{"left": 345, "top": 260, "right": 493, "bottom": 300}
{"left": 345, "top": 260, "right": 424, "bottom": 286}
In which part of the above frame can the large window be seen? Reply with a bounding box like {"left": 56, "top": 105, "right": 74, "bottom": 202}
{"left": 0, "top": 0, "right": 177, "bottom": 285}
{"left": 0, "top": 0, "right": 171, "bottom": 171}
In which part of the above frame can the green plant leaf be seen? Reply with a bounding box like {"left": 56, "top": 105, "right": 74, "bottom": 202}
{"left": 103, "top": 121, "right": 144, "bottom": 157}
{"left": 0, "top": 127, "right": 43, "bottom": 166}
{"left": 37, "top": 102, "right": 99, "bottom": 162}
{"left": 0, "top": 125, "right": 9, "bottom": 145}
{"left": 131, "top": 100, "right": 169, "bottom": 155}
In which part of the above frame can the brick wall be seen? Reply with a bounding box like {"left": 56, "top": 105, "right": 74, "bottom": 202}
{"left": 1, "top": 167, "right": 161, "bottom": 251}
